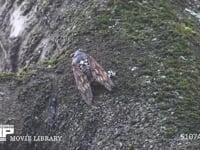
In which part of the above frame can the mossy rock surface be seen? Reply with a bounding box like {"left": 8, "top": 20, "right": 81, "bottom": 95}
{"left": 1, "top": 0, "right": 200, "bottom": 149}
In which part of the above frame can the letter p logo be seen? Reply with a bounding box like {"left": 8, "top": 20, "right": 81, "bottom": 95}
{"left": 0, "top": 125, "right": 14, "bottom": 141}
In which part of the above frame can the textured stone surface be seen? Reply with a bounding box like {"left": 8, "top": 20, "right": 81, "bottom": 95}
{"left": 0, "top": 0, "right": 200, "bottom": 149}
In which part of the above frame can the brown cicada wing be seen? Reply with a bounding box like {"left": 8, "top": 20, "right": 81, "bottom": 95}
{"left": 88, "top": 55, "right": 114, "bottom": 91}
{"left": 72, "top": 64, "right": 93, "bottom": 105}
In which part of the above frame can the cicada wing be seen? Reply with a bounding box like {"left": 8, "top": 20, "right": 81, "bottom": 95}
{"left": 72, "top": 64, "right": 93, "bottom": 105}
{"left": 88, "top": 55, "right": 114, "bottom": 91}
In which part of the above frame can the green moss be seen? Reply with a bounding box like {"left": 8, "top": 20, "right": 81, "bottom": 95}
{"left": 0, "top": 68, "right": 37, "bottom": 81}
{"left": 138, "top": 58, "right": 149, "bottom": 67}
{"left": 42, "top": 51, "right": 69, "bottom": 67}
{"left": 0, "top": 72, "right": 16, "bottom": 78}
{"left": 174, "top": 23, "right": 196, "bottom": 37}
{"left": 99, "top": 15, "right": 110, "bottom": 25}
{"left": 155, "top": 91, "right": 175, "bottom": 102}
{"left": 142, "top": 69, "right": 154, "bottom": 76}
{"left": 41, "top": 0, "right": 46, "bottom": 5}
{"left": 159, "top": 103, "right": 171, "bottom": 110}
{"left": 42, "top": 58, "right": 60, "bottom": 67}
{"left": 177, "top": 110, "right": 200, "bottom": 123}
{"left": 162, "top": 41, "right": 192, "bottom": 59}
{"left": 163, "top": 84, "right": 175, "bottom": 91}
{"left": 128, "top": 143, "right": 134, "bottom": 150}
{"left": 165, "top": 129, "right": 176, "bottom": 138}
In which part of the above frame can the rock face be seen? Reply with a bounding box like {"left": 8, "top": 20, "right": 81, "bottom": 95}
{"left": 1, "top": 0, "right": 200, "bottom": 150}
{"left": 0, "top": 0, "right": 106, "bottom": 72}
